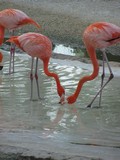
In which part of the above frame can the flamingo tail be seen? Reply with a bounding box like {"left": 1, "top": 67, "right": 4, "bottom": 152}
{"left": 17, "top": 18, "right": 41, "bottom": 28}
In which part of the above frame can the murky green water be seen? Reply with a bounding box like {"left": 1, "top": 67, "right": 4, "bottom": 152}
{"left": 0, "top": 50, "right": 120, "bottom": 151}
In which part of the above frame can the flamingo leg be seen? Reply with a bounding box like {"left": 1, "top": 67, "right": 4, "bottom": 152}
{"left": 98, "top": 53, "right": 105, "bottom": 107}
{"left": 30, "top": 57, "right": 34, "bottom": 100}
{"left": 35, "top": 57, "right": 41, "bottom": 99}
{"left": 9, "top": 30, "right": 16, "bottom": 74}
{"left": 87, "top": 49, "right": 114, "bottom": 108}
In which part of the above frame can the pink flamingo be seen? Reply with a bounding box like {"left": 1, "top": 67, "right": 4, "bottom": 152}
{"left": 0, "top": 8, "right": 40, "bottom": 74}
{"left": 66, "top": 22, "right": 120, "bottom": 107}
{"left": 0, "top": 52, "right": 3, "bottom": 70}
{"left": 7, "top": 32, "right": 65, "bottom": 103}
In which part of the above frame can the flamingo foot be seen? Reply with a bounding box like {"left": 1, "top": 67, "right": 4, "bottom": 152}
{"left": 86, "top": 104, "right": 92, "bottom": 108}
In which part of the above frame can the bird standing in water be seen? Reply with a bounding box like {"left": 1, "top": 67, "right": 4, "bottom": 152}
{"left": 66, "top": 22, "right": 120, "bottom": 107}
{"left": 0, "top": 8, "right": 40, "bottom": 74}
{"left": 7, "top": 32, "right": 65, "bottom": 103}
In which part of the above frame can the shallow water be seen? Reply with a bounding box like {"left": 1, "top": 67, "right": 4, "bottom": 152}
{"left": 0, "top": 50, "right": 120, "bottom": 159}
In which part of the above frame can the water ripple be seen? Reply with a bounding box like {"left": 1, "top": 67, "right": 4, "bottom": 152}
{"left": 0, "top": 51, "right": 120, "bottom": 148}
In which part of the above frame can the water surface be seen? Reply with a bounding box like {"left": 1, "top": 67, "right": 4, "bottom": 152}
{"left": 0, "top": 50, "right": 120, "bottom": 159}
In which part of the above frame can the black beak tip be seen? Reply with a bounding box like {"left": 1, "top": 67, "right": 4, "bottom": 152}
{"left": 0, "top": 66, "right": 3, "bottom": 70}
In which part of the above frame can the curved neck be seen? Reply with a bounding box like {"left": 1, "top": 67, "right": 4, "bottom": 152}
{"left": 0, "top": 25, "right": 5, "bottom": 45}
{"left": 43, "top": 59, "right": 63, "bottom": 97}
{"left": 74, "top": 46, "right": 99, "bottom": 100}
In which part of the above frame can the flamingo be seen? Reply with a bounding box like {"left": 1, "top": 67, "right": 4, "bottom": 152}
{"left": 7, "top": 32, "right": 65, "bottom": 103}
{"left": 0, "top": 52, "right": 3, "bottom": 70}
{"left": 0, "top": 8, "right": 40, "bottom": 74}
{"left": 66, "top": 22, "right": 120, "bottom": 107}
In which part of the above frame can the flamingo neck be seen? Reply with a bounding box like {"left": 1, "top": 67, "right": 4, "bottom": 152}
{"left": 43, "top": 59, "right": 64, "bottom": 97}
{"left": 67, "top": 46, "right": 99, "bottom": 104}
{"left": 0, "top": 52, "right": 3, "bottom": 63}
{"left": 0, "top": 25, "right": 5, "bottom": 45}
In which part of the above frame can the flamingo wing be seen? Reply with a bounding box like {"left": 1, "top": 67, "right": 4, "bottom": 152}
{"left": 0, "top": 9, "right": 40, "bottom": 29}
{"left": 8, "top": 33, "right": 52, "bottom": 59}
{"left": 83, "top": 22, "right": 120, "bottom": 49}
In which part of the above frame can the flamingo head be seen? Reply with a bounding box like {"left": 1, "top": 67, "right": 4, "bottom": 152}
{"left": 59, "top": 90, "right": 77, "bottom": 105}
{"left": 58, "top": 85, "right": 65, "bottom": 105}
{"left": 66, "top": 94, "right": 76, "bottom": 104}
{"left": 59, "top": 94, "right": 77, "bottom": 105}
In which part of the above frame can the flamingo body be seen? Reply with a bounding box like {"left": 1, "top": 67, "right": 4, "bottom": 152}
{"left": 7, "top": 33, "right": 65, "bottom": 103}
{"left": 0, "top": 9, "right": 40, "bottom": 30}
{"left": 15, "top": 33, "right": 52, "bottom": 60}
{"left": 83, "top": 22, "right": 120, "bottom": 49}
{"left": 0, "top": 8, "right": 40, "bottom": 74}
{"left": 67, "top": 22, "right": 120, "bottom": 105}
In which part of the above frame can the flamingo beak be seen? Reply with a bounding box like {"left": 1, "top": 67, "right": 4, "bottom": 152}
{"left": 59, "top": 93, "right": 66, "bottom": 105}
